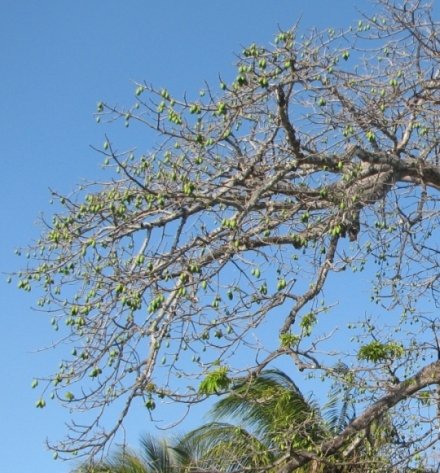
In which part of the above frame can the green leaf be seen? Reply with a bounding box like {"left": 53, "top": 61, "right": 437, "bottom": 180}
{"left": 199, "top": 367, "right": 231, "bottom": 394}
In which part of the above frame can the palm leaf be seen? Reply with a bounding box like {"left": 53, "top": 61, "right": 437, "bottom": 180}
{"left": 321, "top": 363, "right": 356, "bottom": 435}
{"left": 322, "top": 386, "right": 356, "bottom": 435}
{"left": 139, "top": 433, "right": 195, "bottom": 473}
{"left": 207, "top": 369, "right": 325, "bottom": 450}
{"left": 84, "top": 446, "right": 149, "bottom": 473}
{"left": 181, "top": 422, "right": 276, "bottom": 471}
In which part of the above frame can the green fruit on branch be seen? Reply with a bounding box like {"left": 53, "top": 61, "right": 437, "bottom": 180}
{"left": 35, "top": 398, "right": 46, "bottom": 408}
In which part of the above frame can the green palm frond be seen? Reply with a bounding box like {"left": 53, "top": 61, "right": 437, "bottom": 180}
{"left": 207, "top": 369, "right": 324, "bottom": 448}
{"left": 139, "top": 433, "right": 194, "bottom": 473}
{"left": 321, "top": 363, "right": 356, "bottom": 436}
{"left": 139, "top": 434, "right": 173, "bottom": 472}
{"left": 84, "top": 446, "right": 149, "bottom": 473}
{"left": 82, "top": 434, "right": 191, "bottom": 473}
{"left": 322, "top": 386, "right": 356, "bottom": 435}
{"left": 181, "top": 422, "right": 276, "bottom": 471}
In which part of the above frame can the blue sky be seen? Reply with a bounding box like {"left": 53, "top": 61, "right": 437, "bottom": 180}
{"left": 0, "top": 1, "right": 402, "bottom": 471}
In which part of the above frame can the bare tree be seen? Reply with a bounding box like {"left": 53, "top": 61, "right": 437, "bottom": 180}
{"left": 14, "top": 0, "right": 440, "bottom": 470}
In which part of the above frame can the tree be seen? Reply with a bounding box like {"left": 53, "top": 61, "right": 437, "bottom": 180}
{"left": 13, "top": 0, "right": 440, "bottom": 470}
{"left": 180, "top": 369, "right": 363, "bottom": 472}
{"left": 82, "top": 369, "right": 399, "bottom": 472}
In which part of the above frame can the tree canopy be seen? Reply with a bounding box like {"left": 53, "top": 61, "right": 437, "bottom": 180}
{"left": 14, "top": 0, "right": 440, "bottom": 470}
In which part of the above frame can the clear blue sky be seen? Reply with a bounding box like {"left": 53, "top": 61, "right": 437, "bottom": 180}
{"left": 0, "top": 1, "right": 407, "bottom": 471}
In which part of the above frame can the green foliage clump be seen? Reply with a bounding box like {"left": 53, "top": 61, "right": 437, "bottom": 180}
{"left": 199, "top": 367, "right": 231, "bottom": 395}
{"left": 358, "top": 341, "right": 404, "bottom": 363}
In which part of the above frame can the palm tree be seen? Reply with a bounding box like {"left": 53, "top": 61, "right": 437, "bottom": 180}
{"left": 78, "top": 369, "right": 397, "bottom": 473}
{"left": 182, "top": 369, "right": 355, "bottom": 472}
{"left": 182, "top": 369, "right": 402, "bottom": 472}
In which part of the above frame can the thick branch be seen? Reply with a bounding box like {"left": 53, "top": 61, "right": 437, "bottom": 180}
{"left": 278, "top": 360, "right": 440, "bottom": 472}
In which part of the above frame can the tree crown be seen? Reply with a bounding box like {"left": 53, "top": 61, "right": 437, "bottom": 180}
{"left": 14, "top": 1, "right": 440, "bottom": 470}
